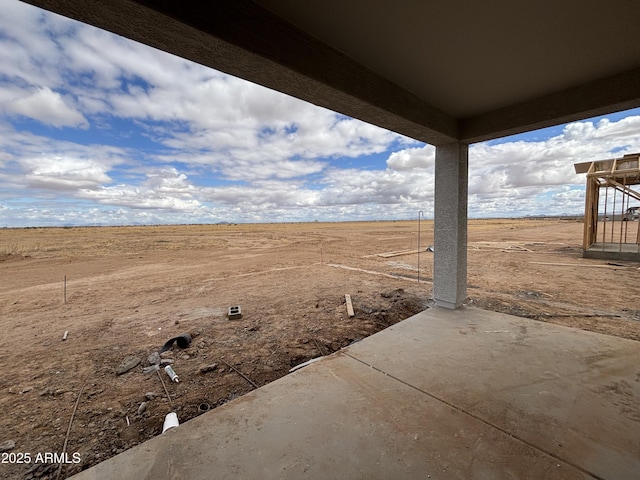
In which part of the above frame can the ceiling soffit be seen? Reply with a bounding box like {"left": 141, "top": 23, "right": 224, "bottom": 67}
{"left": 19, "top": 0, "right": 640, "bottom": 145}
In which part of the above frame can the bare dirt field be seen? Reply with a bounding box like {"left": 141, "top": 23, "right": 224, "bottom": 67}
{"left": 1, "top": 219, "right": 639, "bottom": 479}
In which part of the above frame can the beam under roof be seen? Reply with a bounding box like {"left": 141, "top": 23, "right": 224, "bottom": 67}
{"left": 21, "top": 0, "right": 458, "bottom": 145}
{"left": 461, "top": 67, "right": 640, "bottom": 143}
{"left": 19, "top": 0, "right": 640, "bottom": 145}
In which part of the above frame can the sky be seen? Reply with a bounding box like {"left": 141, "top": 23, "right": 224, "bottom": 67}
{"left": 1, "top": 1, "right": 640, "bottom": 227}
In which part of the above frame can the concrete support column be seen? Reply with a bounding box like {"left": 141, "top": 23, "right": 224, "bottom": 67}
{"left": 433, "top": 142, "right": 468, "bottom": 309}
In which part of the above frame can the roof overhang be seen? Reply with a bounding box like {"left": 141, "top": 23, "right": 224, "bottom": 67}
{"left": 19, "top": 0, "right": 640, "bottom": 146}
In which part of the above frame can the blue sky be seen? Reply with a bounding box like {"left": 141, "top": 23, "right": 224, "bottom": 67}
{"left": 1, "top": 1, "right": 640, "bottom": 227}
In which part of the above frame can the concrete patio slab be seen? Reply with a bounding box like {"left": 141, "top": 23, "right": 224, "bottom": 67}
{"left": 71, "top": 307, "right": 640, "bottom": 480}
{"left": 346, "top": 307, "right": 640, "bottom": 480}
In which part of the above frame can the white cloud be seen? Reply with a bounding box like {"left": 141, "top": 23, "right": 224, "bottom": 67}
{"left": 318, "top": 167, "right": 434, "bottom": 207}
{"left": 5, "top": 87, "right": 88, "bottom": 128}
{"left": 549, "top": 187, "right": 587, "bottom": 213}
{"left": 0, "top": 2, "right": 65, "bottom": 86}
{"left": 0, "top": 1, "right": 407, "bottom": 189}
{"left": 465, "top": 116, "right": 640, "bottom": 215}
{"left": 386, "top": 145, "right": 435, "bottom": 170}
{"left": 20, "top": 155, "right": 111, "bottom": 190}
{"left": 135, "top": 80, "right": 403, "bottom": 171}
{"left": 0, "top": 124, "right": 129, "bottom": 197}
{"left": 0, "top": 1, "right": 639, "bottom": 226}
{"left": 79, "top": 168, "right": 201, "bottom": 212}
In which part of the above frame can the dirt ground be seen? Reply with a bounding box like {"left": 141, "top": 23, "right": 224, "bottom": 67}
{"left": 1, "top": 219, "right": 639, "bottom": 479}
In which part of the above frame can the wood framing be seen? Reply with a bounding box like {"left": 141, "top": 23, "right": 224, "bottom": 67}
{"left": 574, "top": 153, "right": 640, "bottom": 260}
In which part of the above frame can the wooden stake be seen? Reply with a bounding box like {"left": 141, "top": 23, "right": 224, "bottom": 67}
{"left": 345, "top": 294, "right": 355, "bottom": 317}
{"left": 63, "top": 275, "right": 67, "bottom": 304}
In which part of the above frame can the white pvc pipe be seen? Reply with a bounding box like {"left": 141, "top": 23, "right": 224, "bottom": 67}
{"left": 162, "top": 412, "right": 179, "bottom": 433}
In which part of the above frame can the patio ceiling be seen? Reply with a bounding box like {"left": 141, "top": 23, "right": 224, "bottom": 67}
{"left": 21, "top": 0, "right": 640, "bottom": 145}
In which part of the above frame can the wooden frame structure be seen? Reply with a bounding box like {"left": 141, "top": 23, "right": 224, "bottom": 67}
{"left": 575, "top": 153, "right": 640, "bottom": 260}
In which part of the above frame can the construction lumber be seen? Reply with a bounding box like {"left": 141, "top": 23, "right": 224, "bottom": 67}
{"left": 377, "top": 247, "right": 429, "bottom": 258}
{"left": 500, "top": 245, "right": 532, "bottom": 253}
{"left": 528, "top": 262, "right": 631, "bottom": 269}
{"left": 469, "top": 242, "right": 530, "bottom": 251}
{"left": 345, "top": 294, "right": 355, "bottom": 317}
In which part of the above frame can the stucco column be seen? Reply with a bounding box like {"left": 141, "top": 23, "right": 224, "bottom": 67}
{"left": 433, "top": 142, "right": 468, "bottom": 308}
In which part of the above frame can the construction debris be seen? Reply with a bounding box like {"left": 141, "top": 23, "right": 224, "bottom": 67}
{"left": 345, "top": 294, "right": 355, "bottom": 318}
{"left": 156, "top": 370, "right": 173, "bottom": 406}
{"left": 289, "top": 357, "right": 323, "bottom": 373}
{"left": 376, "top": 247, "right": 432, "bottom": 258}
{"left": 164, "top": 365, "right": 179, "bottom": 383}
{"left": 142, "top": 365, "right": 160, "bottom": 375}
{"left": 0, "top": 440, "right": 15, "bottom": 453}
{"left": 228, "top": 305, "right": 242, "bottom": 320}
{"left": 147, "top": 352, "right": 161, "bottom": 366}
{"left": 469, "top": 241, "right": 530, "bottom": 251}
{"left": 116, "top": 356, "right": 141, "bottom": 375}
{"left": 199, "top": 363, "right": 218, "bottom": 374}
{"left": 529, "top": 261, "right": 633, "bottom": 269}
{"left": 222, "top": 360, "right": 258, "bottom": 389}
{"left": 501, "top": 245, "right": 531, "bottom": 253}
{"left": 159, "top": 333, "right": 192, "bottom": 353}
{"left": 381, "top": 288, "right": 405, "bottom": 299}
{"left": 162, "top": 412, "right": 179, "bottom": 433}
